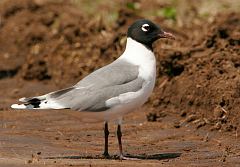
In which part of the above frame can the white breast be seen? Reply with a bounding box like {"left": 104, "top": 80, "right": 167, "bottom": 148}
{"left": 119, "top": 37, "right": 156, "bottom": 81}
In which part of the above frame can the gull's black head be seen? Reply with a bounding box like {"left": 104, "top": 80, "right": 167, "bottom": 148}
{"left": 127, "top": 19, "right": 175, "bottom": 50}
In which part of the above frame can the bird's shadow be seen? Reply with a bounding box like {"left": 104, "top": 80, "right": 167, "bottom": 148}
{"left": 45, "top": 152, "right": 181, "bottom": 161}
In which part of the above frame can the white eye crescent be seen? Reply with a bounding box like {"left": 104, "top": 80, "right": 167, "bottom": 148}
{"left": 141, "top": 24, "right": 150, "bottom": 32}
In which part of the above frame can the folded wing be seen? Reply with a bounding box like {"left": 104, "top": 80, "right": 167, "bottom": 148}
{"left": 11, "top": 60, "right": 145, "bottom": 112}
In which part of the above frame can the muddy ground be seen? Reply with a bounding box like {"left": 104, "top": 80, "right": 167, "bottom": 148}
{"left": 0, "top": 0, "right": 239, "bottom": 166}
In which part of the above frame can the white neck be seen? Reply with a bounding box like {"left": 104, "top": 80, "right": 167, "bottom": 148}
{"left": 118, "top": 37, "right": 156, "bottom": 80}
{"left": 119, "top": 38, "right": 155, "bottom": 65}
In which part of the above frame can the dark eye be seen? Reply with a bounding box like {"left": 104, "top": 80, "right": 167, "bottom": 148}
{"left": 141, "top": 24, "right": 150, "bottom": 32}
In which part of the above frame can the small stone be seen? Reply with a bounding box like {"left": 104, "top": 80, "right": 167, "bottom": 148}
{"left": 180, "top": 111, "right": 187, "bottom": 117}
{"left": 30, "top": 44, "right": 41, "bottom": 55}
{"left": 152, "top": 99, "right": 160, "bottom": 107}
{"left": 213, "top": 106, "right": 224, "bottom": 118}
{"left": 74, "top": 42, "right": 81, "bottom": 48}
{"left": 184, "top": 114, "right": 198, "bottom": 123}
{"left": 203, "top": 133, "right": 209, "bottom": 142}
{"left": 196, "top": 120, "right": 206, "bottom": 129}
{"left": 173, "top": 122, "right": 180, "bottom": 128}
{"left": 211, "top": 122, "right": 221, "bottom": 131}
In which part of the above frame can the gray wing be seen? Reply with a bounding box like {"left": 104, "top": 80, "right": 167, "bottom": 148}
{"left": 75, "top": 60, "right": 140, "bottom": 89}
{"left": 48, "top": 60, "right": 145, "bottom": 112}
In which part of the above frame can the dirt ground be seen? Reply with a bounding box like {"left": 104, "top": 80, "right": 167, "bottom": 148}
{"left": 0, "top": 0, "right": 239, "bottom": 166}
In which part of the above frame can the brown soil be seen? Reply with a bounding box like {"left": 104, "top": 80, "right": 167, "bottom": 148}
{"left": 0, "top": 0, "right": 239, "bottom": 166}
{"left": 149, "top": 13, "right": 240, "bottom": 131}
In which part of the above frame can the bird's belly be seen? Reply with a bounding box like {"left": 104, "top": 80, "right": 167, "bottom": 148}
{"left": 78, "top": 78, "right": 155, "bottom": 122}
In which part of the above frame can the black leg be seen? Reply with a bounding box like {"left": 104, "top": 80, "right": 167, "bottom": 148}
{"left": 117, "top": 124, "right": 124, "bottom": 159}
{"left": 103, "top": 122, "right": 110, "bottom": 158}
{"left": 117, "top": 124, "right": 140, "bottom": 160}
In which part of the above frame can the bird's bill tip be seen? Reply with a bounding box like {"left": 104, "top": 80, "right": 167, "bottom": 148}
{"left": 158, "top": 31, "right": 175, "bottom": 40}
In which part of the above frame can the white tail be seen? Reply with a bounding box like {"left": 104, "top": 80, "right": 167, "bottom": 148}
{"left": 11, "top": 97, "right": 66, "bottom": 110}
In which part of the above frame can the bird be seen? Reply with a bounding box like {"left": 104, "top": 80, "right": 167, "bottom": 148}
{"left": 11, "top": 19, "right": 175, "bottom": 160}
